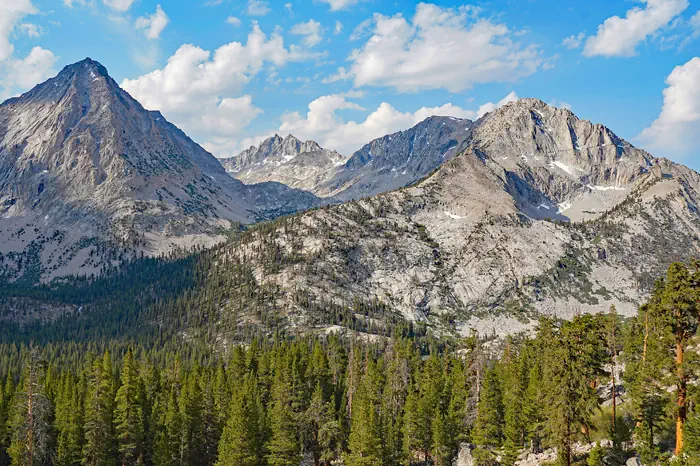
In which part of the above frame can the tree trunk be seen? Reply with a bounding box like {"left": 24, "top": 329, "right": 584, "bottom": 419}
{"left": 675, "top": 340, "right": 686, "bottom": 456}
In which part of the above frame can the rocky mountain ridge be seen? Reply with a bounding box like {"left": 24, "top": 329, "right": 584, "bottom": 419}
{"left": 224, "top": 116, "right": 473, "bottom": 202}
{"left": 198, "top": 98, "right": 700, "bottom": 335}
{"left": 220, "top": 134, "right": 347, "bottom": 191}
{"left": 0, "top": 58, "right": 316, "bottom": 281}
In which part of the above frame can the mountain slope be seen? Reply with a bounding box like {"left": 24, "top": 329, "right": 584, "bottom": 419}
{"left": 184, "top": 99, "right": 700, "bottom": 338}
{"left": 221, "top": 134, "right": 347, "bottom": 191}
{"left": 0, "top": 58, "right": 316, "bottom": 281}
{"left": 222, "top": 116, "right": 473, "bottom": 202}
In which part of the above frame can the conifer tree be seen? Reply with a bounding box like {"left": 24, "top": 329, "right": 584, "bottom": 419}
{"left": 344, "top": 358, "right": 382, "bottom": 466}
{"left": 55, "top": 374, "right": 84, "bottom": 466}
{"left": 82, "top": 352, "right": 116, "bottom": 466}
{"left": 0, "top": 376, "right": 13, "bottom": 466}
{"left": 544, "top": 316, "right": 606, "bottom": 466}
{"left": 8, "top": 347, "right": 52, "bottom": 466}
{"left": 114, "top": 349, "right": 144, "bottom": 466}
{"left": 501, "top": 343, "right": 526, "bottom": 466}
{"left": 472, "top": 364, "right": 504, "bottom": 449}
{"left": 266, "top": 359, "right": 300, "bottom": 466}
{"left": 216, "top": 373, "right": 263, "bottom": 466}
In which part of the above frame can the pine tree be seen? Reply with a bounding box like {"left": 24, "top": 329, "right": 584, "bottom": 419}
{"left": 55, "top": 374, "right": 84, "bottom": 466}
{"left": 177, "top": 374, "right": 204, "bottom": 466}
{"left": 653, "top": 263, "right": 699, "bottom": 455}
{"left": 344, "top": 358, "right": 382, "bottom": 466}
{"left": 472, "top": 364, "right": 504, "bottom": 449}
{"left": 544, "top": 316, "right": 607, "bottom": 466}
{"left": 216, "top": 373, "right": 263, "bottom": 466}
{"left": 8, "top": 348, "right": 52, "bottom": 466}
{"left": 114, "top": 349, "right": 144, "bottom": 466}
{"left": 501, "top": 343, "right": 526, "bottom": 466}
{"left": 82, "top": 352, "right": 116, "bottom": 466}
{"left": 265, "top": 358, "right": 300, "bottom": 466}
{"left": 0, "top": 375, "right": 13, "bottom": 466}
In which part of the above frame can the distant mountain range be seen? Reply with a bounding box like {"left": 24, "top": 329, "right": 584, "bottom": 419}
{"left": 223, "top": 116, "right": 472, "bottom": 201}
{"left": 212, "top": 98, "right": 700, "bottom": 333}
{"left": 2, "top": 59, "right": 700, "bottom": 334}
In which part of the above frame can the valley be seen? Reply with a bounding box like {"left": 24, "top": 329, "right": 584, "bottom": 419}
{"left": 0, "top": 58, "right": 699, "bottom": 466}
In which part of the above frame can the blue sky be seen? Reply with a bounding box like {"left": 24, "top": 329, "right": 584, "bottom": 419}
{"left": 1, "top": 0, "right": 699, "bottom": 168}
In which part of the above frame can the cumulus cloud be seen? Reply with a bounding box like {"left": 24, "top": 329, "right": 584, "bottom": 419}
{"left": 0, "top": 1, "right": 57, "bottom": 100}
{"left": 319, "top": 0, "right": 360, "bottom": 11}
{"left": 103, "top": 0, "right": 134, "bottom": 12}
{"left": 227, "top": 16, "right": 241, "bottom": 27}
{"left": 291, "top": 20, "right": 323, "bottom": 47}
{"left": 334, "top": 20, "right": 343, "bottom": 34}
{"left": 583, "top": 0, "right": 688, "bottom": 57}
{"left": 335, "top": 3, "right": 541, "bottom": 93}
{"left": 122, "top": 24, "right": 310, "bottom": 153}
{"left": 278, "top": 92, "right": 518, "bottom": 155}
{"left": 0, "top": 0, "right": 38, "bottom": 61}
{"left": 638, "top": 57, "right": 700, "bottom": 159}
{"left": 135, "top": 5, "right": 169, "bottom": 40}
{"left": 247, "top": 0, "right": 270, "bottom": 16}
{"left": 1, "top": 46, "right": 57, "bottom": 93}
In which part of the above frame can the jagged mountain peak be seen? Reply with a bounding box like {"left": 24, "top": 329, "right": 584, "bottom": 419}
{"left": 0, "top": 58, "right": 318, "bottom": 281}
{"left": 221, "top": 133, "right": 345, "bottom": 191}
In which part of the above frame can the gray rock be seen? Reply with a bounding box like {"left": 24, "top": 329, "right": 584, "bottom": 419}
{"left": 453, "top": 443, "right": 474, "bottom": 466}
{"left": 0, "top": 58, "right": 316, "bottom": 280}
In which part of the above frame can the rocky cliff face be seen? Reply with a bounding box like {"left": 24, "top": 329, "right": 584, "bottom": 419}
{"left": 222, "top": 116, "right": 473, "bottom": 202}
{"left": 201, "top": 99, "right": 700, "bottom": 336}
{"left": 0, "top": 59, "right": 316, "bottom": 281}
{"left": 221, "top": 134, "right": 346, "bottom": 191}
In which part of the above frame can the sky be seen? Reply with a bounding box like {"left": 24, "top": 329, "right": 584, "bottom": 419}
{"left": 1, "top": 0, "right": 699, "bottom": 169}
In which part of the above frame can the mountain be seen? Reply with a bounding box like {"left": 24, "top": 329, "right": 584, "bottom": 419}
{"left": 221, "top": 134, "right": 347, "bottom": 191}
{"left": 0, "top": 58, "right": 316, "bottom": 282}
{"left": 187, "top": 98, "right": 700, "bottom": 338}
{"left": 222, "top": 116, "right": 473, "bottom": 202}
{"left": 320, "top": 115, "right": 474, "bottom": 200}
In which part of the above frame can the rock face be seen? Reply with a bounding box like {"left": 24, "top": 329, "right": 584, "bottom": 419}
{"left": 321, "top": 116, "right": 473, "bottom": 201}
{"left": 0, "top": 58, "right": 316, "bottom": 281}
{"left": 222, "top": 116, "right": 473, "bottom": 202}
{"left": 221, "top": 134, "right": 346, "bottom": 191}
{"left": 204, "top": 99, "right": 700, "bottom": 331}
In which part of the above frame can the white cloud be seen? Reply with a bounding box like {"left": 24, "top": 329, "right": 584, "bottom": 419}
{"left": 638, "top": 57, "right": 700, "bottom": 159}
{"left": 63, "top": 0, "right": 93, "bottom": 7}
{"left": 319, "top": 0, "right": 359, "bottom": 11}
{"left": 20, "top": 23, "right": 43, "bottom": 38}
{"left": 691, "top": 10, "right": 700, "bottom": 36}
{"left": 0, "top": 0, "right": 57, "bottom": 100}
{"left": 0, "top": 0, "right": 38, "bottom": 61}
{"left": 349, "top": 18, "right": 372, "bottom": 41}
{"left": 2, "top": 46, "right": 57, "bottom": 91}
{"left": 334, "top": 20, "right": 343, "bottom": 35}
{"left": 583, "top": 0, "right": 688, "bottom": 57}
{"left": 227, "top": 16, "right": 241, "bottom": 27}
{"left": 103, "top": 0, "right": 134, "bottom": 12}
{"left": 562, "top": 32, "right": 585, "bottom": 49}
{"left": 135, "top": 5, "right": 169, "bottom": 40}
{"left": 291, "top": 20, "right": 323, "bottom": 47}
{"left": 337, "top": 3, "right": 541, "bottom": 93}
{"left": 122, "top": 24, "right": 310, "bottom": 153}
{"left": 284, "top": 3, "right": 293, "bottom": 13}
{"left": 278, "top": 92, "right": 518, "bottom": 155}
{"left": 247, "top": 0, "right": 270, "bottom": 16}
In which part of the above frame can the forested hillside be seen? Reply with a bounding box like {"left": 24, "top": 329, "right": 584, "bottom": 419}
{"left": 0, "top": 262, "right": 699, "bottom": 466}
